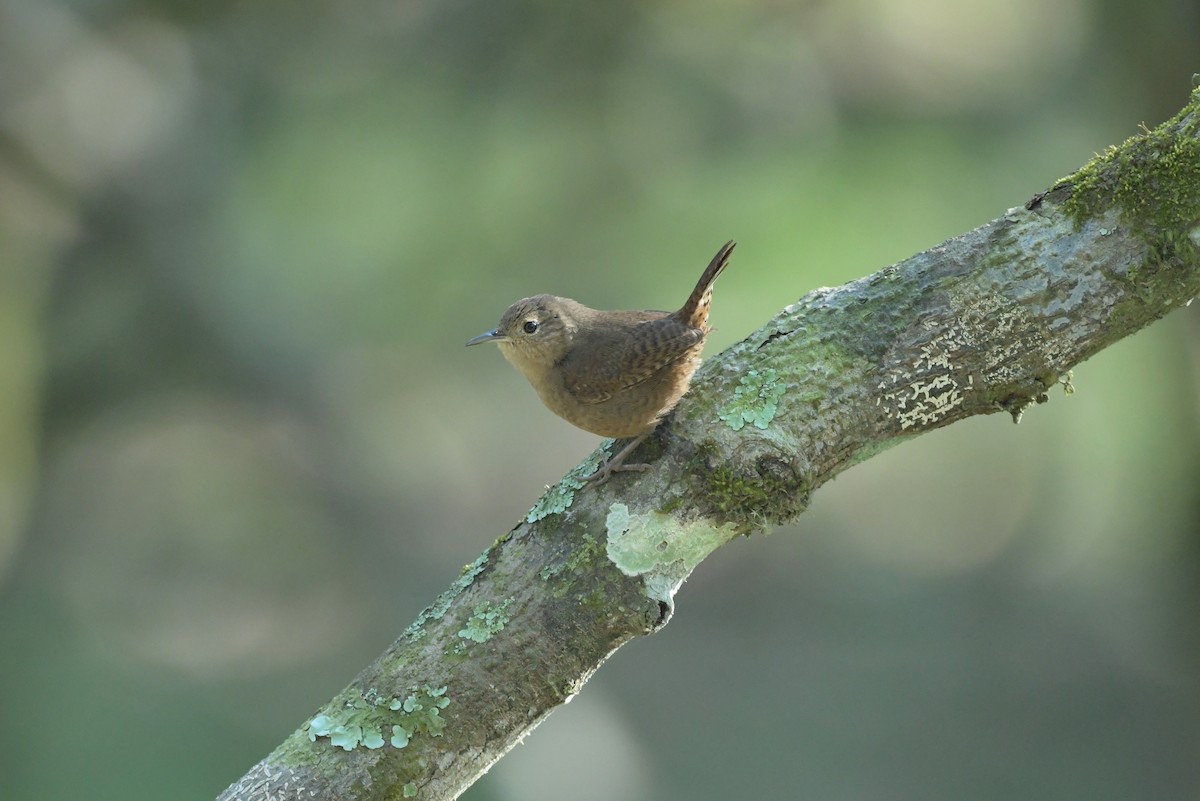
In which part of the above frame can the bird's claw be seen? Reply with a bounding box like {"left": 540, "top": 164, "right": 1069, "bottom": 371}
{"left": 583, "top": 461, "right": 650, "bottom": 485}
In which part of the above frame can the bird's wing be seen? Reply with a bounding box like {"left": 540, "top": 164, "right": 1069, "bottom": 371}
{"left": 558, "top": 314, "right": 705, "bottom": 404}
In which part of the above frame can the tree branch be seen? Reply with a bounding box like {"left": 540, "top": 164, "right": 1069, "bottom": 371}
{"left": 217, "top": 86, "right": 1200, "bottom": 801}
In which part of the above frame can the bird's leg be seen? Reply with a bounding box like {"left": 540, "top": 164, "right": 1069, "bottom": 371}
{"left": 584, "top": 432, "right": 652, "bottom": 485}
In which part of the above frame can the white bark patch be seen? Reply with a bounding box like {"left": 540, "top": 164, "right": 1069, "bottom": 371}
{"left": 876, "top": 291, "right": 1058, "bottom": 430}
{"left": 604, "top": 503, "right": 736, "bottom": 603}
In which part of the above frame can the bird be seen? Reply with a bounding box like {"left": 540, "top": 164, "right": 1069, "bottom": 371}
{"left": 467, "top": 240, "right": 734, "bottom": 483}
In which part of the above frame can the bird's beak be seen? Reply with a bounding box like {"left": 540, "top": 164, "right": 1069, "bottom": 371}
{"left": 466, "top": 329, "right": 507, "bottom": 347}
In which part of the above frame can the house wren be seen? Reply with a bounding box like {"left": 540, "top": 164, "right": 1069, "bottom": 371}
{"left": 467, "top": 240, "right": 735, "bottom": 482}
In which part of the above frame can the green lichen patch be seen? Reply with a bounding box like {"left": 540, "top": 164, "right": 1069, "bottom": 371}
{"left": 605, "top": 502, "right": 736, "bottom": 601}
{"left": 1063, "top": 89, "right": 1200, "bottom": 264}
{"left": 305, "top": 686, "right": 451, "bottom": 752}
{"left": 718, "top": 369, "right": 787, "bottom": 431}
{"left": 527, "top": 450, "right": 607, "bottom": 523}
{"left": 404, "top": 551, "right": 491, "bottom": 641}
{"left": 457, "top": 599, "right": 512, "bottom": 644}
{"left": 402, "top": 783, "right": 418, "bottom": 798}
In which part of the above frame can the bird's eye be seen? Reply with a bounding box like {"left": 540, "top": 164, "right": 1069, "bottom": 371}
{"left": 523, "top": 320, "right": 539, "bottom": 334}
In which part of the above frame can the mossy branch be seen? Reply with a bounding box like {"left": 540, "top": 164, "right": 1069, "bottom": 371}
{"left": 217, "top": 86, "right": 1200, "bottom": 801}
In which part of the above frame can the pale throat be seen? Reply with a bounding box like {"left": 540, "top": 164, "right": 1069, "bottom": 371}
{"left": 497, "top": 340, "right": 550, "bottom": 385}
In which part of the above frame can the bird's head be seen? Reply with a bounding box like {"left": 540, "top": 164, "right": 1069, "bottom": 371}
{"left": 466, "top": 294, "right": 580, "bottom": 378}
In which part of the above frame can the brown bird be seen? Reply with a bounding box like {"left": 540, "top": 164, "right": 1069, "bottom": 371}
{"left": 467, "top": 240, "right": 735, "bottom": 483}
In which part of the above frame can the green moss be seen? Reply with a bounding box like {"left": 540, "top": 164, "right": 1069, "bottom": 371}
{"left": 704, "top": 463, "right": 772, "bottom": 513}
{"left": 1062, "top": 89, "right": 1200, "bottom": 265}
{"left": 538, "top": 531, "right": 609, "bottom": 605}
{"left": 535, "top": 527, "right": 609, "bottom": 604}
{"left": 540, "top": 529, "right": 601, "bottom": 579}
{"left": 684, "top": 444, "right": 807, "bottom": 531}
{"left": 700, "top": 463, "right": 802, "bottom": 529}
{"left": 565, "top": 532, "right": 601, "bottom": 572}
{"left": 655, "top": 494, "right": 686, "bottom": 515}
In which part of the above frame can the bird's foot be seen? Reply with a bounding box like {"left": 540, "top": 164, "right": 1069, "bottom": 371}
{"left": 584, "top": 460, "right": 650, "bottom": 485}
{"left": 583, "top": 433, "right": 652, "bottom": 484}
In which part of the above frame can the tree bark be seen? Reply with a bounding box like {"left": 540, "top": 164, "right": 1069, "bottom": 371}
{"left": 217, "top": 86, "right": 1200, "bottom": 801}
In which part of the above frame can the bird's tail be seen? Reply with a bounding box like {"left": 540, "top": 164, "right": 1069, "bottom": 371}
{"left": 678, "top": 240, "right": 735, "bottom": 329}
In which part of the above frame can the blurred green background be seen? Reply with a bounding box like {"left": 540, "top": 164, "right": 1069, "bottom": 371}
{"left": 1, "top": 0, "right": 1198, "bottom": 799}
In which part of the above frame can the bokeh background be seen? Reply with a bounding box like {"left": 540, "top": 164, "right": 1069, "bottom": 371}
{"left": 2, "top": 0, "right": 1199, "bottom": 799}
